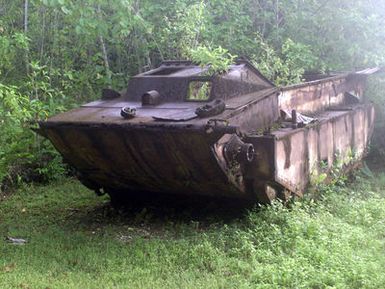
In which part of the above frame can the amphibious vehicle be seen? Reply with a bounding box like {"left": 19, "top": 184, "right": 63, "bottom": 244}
{"left": 37, "top": 60, "right": 377, "bottom": 204}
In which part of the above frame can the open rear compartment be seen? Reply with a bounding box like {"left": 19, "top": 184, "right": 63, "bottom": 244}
{"left": 243, "top": 70, "right": 377, "bottom": 202}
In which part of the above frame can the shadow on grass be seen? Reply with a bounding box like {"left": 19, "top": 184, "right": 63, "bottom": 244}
{"left": 62, "top": 192, "right": 256, "bottom": 233}
{"left": 63, "top": 156, "right": 385, "bottom": 233}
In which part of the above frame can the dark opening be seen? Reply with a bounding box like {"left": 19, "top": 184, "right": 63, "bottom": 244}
{"left": 187, "top": 81, "right": 212, "bottom": 100}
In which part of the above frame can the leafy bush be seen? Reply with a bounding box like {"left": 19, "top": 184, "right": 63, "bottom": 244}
{"left": 189, "top": 46, "right": 236, "bottom": 74}
{"left": 252, "top": 38, "right": 320, "bottom": 86}
{"left": 0, "top": 82, "right": 65, "bottom": 192}
{"left": 0, "top": 32, "right": 29, "bottom": 82}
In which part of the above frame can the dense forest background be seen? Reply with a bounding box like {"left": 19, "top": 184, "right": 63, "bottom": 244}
{"left": 1, "top": 0, "right": 385, "bottom": 190}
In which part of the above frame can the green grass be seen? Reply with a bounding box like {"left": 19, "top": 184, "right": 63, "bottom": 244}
{"left": 1, "top": 173, "right": 385, "bottom": 289}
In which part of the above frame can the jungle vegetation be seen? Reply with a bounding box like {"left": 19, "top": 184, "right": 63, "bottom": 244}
{"left": 1, "top": 0, "right": 385, "bottom": 186}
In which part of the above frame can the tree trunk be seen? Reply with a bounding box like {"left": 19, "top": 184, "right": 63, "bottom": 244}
{"left": 24, "top": 0, "right": 29, "bottom": 74}
{"left": 97, "top": 4, "right": 112, "bottom": 87}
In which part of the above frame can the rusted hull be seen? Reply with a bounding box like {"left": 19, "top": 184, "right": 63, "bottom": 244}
{"left": 37, "top": 61, "right": 379, "bottom": 204}
{"left": 40, "top": 102, "right": 374, "bottom": 203}
{"left": 41, "top": 123, "right": 254, "bottom": 199}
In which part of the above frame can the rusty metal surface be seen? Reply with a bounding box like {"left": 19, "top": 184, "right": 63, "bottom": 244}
{"left": 247, "top": 103, "right": 375, "bottom": 202}
{"left": 38, "top": 60, "right": 378, "bottom": 203}
{"left": 43, "top": 124, "right": 253, "bottom": 198}
{"left": 125, "top": 60, "right": 274, "bottom": 102}
{"left": 279, "top": 73, "right": 368, "bottom": 114}
{"left": 47, "top": 87, "right": 279, "bottom": 132}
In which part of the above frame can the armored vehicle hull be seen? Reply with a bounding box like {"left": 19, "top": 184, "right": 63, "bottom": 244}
{"left": 38, "top": 61, "right": 377, "bottom": 203}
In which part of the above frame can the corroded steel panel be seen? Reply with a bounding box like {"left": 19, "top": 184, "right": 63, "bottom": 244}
{"left": 272, "top": 104, "right": 374, "bottom": 196}
{"left": 279, "top": 74, "right": 367, "bottom": 114}
{"left": 244, "top": 104, "right": 375, "bottom": 201}
{"left": 42, "top": 123, "right": 255, "bottom": 199}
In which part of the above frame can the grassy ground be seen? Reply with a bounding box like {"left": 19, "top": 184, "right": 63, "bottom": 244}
{"left": 1, "top": 171, "right": 385, "bottom": 289}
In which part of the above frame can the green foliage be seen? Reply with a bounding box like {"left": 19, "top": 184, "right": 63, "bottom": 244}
{"left": 0, "top": 32, "right": 29, "bottom": 82}
{"left": 0, "top": 81, "right": 65, "bottom": 190}
{"left": 252, "top": 38, "right": 320, "bottom": 85}
{"left": 189, "top": 46, "right": 236, "bottom": 75}
{"left": 187, "top": 81, "right": 211, "bottom": 100}
{"left": 0, "top": 83, "right": 39, "bottom": 181}
{"left": 279, "top": 0, "right": 385, "bottom": 70}
{"left": 160, "top": 0, "right": 208, "bottom": 58}
{"left": 310, "top": 167, "right": 347, "bottom": 201}
{"left": 280, "top": 39, "right": 321, "bottom": 82}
